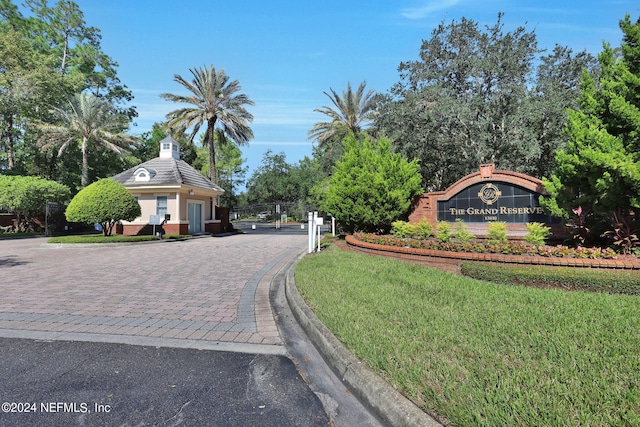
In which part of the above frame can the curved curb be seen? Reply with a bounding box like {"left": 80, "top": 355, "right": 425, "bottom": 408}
{"left": 284, "top": 251, "right": 442, "bottom": 427}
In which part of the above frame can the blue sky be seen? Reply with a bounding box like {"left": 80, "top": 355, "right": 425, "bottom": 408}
{"left": 73, "top": 0, "right": 638, "bottom": 185}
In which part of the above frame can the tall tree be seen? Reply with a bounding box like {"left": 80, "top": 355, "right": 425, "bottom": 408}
{"left": 245, "top": 150, "right": 294, "bottom": 205}
{"left": 0, "top": 29, "right": 65, "bottom": 170}
{"left": 308, "top": 81, "right": 377, "bottom": 160}
{"left": 161, "top": 65, "right": 255, "bottom": 184}
{"left": 215, "top": 138, "right": 247, "bottom": 209}
{"left": 22, "top": 0, "right": 134, "bottom": 115}
{"left": 375, "top": 14, "right": 595, "bottom": 191}
{"left": 37, "top": 92, "right": 135, "bottom": 187}
{"left": 0, "top": 0, "right": 135, "bottom": 178}
{"left": 541, "top": 15, "right": 640, "bottom": 243}
{"left": 531, "top": 45, "right": 598, "bottom": 177}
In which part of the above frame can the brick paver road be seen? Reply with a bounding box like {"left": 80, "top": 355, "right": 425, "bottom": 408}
{"left": 0, "top": 234, "right": 307, "bottom": 354}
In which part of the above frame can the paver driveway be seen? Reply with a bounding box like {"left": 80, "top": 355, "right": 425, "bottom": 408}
{"left": 0, "top": 234, "right": 307, "bottom": 353}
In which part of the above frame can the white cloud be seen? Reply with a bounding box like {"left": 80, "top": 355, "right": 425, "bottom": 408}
{"left": 400, "top": 0, "right": 461, "bottom": 19}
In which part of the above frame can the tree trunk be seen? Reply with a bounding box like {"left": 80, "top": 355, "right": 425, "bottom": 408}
{"left": 208, "top": 118, "right": 217, "bottom": 184}
{"left": 4, "top": 114, "right": 15, "bottom": 169}
{"left": 81, "top": 136, "right": 89, "bottom": 187}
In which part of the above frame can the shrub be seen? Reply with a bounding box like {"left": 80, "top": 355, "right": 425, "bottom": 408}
{"left": 66, "top": 178, "right": 141, "bottom": 236}
{"left": 0, "top": 175, "right": 71, "bottom": 232}
{"left": 322, "top": 134, "right": 423, "bottom": 234}
{"left": 391, "top": 220, "right": 415, "bottom": 238}
{"left": 414, "top": 219, "right": 434, "bottom": 239}
{"left": 436, "top": 221, "right": 452, "bottom": 242}
{"left": 486, "top": 221, "right": 508, "bottom": 244}
{"left": 524, "top": 222, "right": 551, "bottom": 246}
{"left": 453, "top": 219, "right": 475, "bottom": 243}
{"left": 460, "top": 262, "right": 640, "bottom": 296}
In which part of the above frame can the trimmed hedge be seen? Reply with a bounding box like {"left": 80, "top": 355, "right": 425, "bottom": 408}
{"left": 48, "top": 234, "right": 190, "bottom": 244}
{"left": 461, "top": 262, "right": 640, "bottom": 296}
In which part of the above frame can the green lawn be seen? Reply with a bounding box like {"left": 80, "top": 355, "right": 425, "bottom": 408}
{"left": 295, "top": 243, "right": 640, "bottom": 426}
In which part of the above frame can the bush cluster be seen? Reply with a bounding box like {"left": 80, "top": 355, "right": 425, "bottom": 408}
{"left": 356, "top": 232, "right": 618, "bottom": 259}
{"left": 461, "top": 262, "right": 640, "bottom": 296}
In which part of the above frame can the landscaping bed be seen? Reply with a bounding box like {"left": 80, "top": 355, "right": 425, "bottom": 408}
{"left": 347, "top": 233, "right": 640, "bottom": 271}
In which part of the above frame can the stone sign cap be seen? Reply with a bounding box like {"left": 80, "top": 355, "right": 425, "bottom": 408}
{"left": 479, "top": 163, "right": 495, "bottom": 178}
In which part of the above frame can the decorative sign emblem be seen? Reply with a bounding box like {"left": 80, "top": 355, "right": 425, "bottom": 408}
{"left": 478, "top": 183, "right": 501, "bottom": 205}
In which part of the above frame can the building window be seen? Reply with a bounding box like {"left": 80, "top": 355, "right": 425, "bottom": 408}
{"left": 162, "top": 143, "right": 171, "bottom": 150}
{"left": 156, "top": 196, "right": 167, "bottom": 217}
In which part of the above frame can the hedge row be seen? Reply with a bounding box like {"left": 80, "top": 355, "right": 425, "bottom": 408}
{"left": 460, "top": 262, "right": 640, "bottom": 296}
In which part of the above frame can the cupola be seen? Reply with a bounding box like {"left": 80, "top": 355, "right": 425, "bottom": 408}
{"left": 159, "top": 135, "right": 180, "bottom": 160}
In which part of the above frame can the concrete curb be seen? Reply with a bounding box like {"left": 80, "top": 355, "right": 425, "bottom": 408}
{"left": 284, "top": 251, "right": 442, "bottom": 427}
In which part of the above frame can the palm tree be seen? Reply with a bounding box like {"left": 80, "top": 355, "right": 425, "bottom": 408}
{"left": 308, "top": 81, "right": 378, "bottom": 146}
{"left": 160, "top": 65, "right": 254, "bottom": 184}
{"left": 38, "top": 92, "right": 135, "bottom": 187}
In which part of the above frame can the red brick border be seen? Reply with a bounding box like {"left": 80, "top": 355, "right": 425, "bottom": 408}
{"left": 345, "top": 235, "right": 640, "bottom": 271}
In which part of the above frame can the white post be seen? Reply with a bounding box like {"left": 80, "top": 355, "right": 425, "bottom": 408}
{"left": 332, "top": 217, "right": 336, "bottom": 237}
{"left": 307, "top": 211, "right": 313, "bottom": 253}
{"left": 317, "top": 221, "right": 321, "bottom": 252}
{"left": 313, "top": 212, "right": 318, "bottom": 251}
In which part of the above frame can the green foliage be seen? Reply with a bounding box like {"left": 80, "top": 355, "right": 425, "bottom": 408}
{"left": 322, "top": 134, "right": 423, "bottom": 234}
{"left": 414, "top": 219, "right": 433, "bottom": 239}
{"left": 65, "top": 178, "right": 140, "bottom": 236}
{"left": 308, "top": 81, "right": 377, "bottom": 164}
{"left": 602, "top": 210, "right": 640, "bottom": 254}
{"left": 0, "top": 0, "right": 135, "bottom": 178}
{"left": 461, "top": 262, "right": 640, "bottom": 296}
{"left": 134, "top": 123, "right": 197, "bottom": 165}
{"left": 543, "top": 15, "right": 640, "bottom": 243}
{"left": 374, "top": 14, "right": 596, "bottom": 191}
{"left": 0, "top": 175, "right": 70, "bottom": 231}
{"left": 297, "top": 244, "right": 640, "bottom": 426}
{"left": 161, "top": 65, "right": 254, "bottom": 183}
{"left": 355, "top": 232, "right": 618, "bottom": 259}
{"left": 391, "top": 220, "right": 415, "bottom": 238}
{"left": 246, "top": 150, "right": 295, "bottom": 204}
{"left": 486, "top": 221, "right": 508, "bottom": 244}
{"left": 524, "top": 222, "right": 551, "bottom": 246}
{"left": 453, "top": 218, "right": 475, "bottom": 243}
{"left": 435, "top": 221, "right": 452, "bottom": 242}
{"left": 216, "top": 138, "right": 248, "bottom": 209}
{"left": 48, "top": 234, "right": 189, "bottom": 244}
{"left": 38, "top": 92, "right": 135, "bottom": 188}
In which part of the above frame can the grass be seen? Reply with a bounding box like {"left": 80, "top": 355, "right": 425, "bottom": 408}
{"left": 461, "top": 262, "right": 640, "bottom": 295}
{"left": 295, "top": 243, "right": 640, "bottom": 426}
{"left": 47, "top": 234, "right": 191, "bottom": 243}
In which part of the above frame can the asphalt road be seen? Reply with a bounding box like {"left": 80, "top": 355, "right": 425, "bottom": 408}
{"left": 0, "top": 338, "right": 330, "bottom": 427}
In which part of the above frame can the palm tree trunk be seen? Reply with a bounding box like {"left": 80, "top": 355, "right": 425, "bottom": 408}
{"left": 81, "top": 136, "right": 89, "bottom": 187}
{"left": 208, "top": 118, "right": 217, "bottom": 184}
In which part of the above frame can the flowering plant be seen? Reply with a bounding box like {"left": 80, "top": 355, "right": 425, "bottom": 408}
{"left": 352, "top": 233, "right": 618, "bottom": 259}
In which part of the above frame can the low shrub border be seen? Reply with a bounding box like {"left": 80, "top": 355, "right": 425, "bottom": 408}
{"left": 47, "top": 234, "right": 191, "bottom": 244}
{"left": 461, "top": 262, "right": 640, "bottom": 295}
{"left": 345, "top": 234, "right": 640, "bottom": 270}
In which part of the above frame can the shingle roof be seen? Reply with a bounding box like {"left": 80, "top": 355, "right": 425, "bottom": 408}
{"left": 112, "top": 157, "right": 224, "bottom": 193}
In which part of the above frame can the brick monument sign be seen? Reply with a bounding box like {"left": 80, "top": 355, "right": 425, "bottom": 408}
{"left": 409, "top": 164, "right": 561, "bottom": 237}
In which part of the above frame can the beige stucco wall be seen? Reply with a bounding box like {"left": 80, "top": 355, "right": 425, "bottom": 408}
{"left": 121, "top": 190, "right": 218, "bottom": 228}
